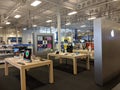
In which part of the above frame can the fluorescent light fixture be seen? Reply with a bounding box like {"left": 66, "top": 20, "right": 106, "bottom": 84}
{"left": 23, "top": 28, "right": 27, "bottom": 30}
{"left": 51, "top": 26, "right": 54, "bottom": 29}
{"left": 14, "top": 15, "right": 21, "bottom": 18}
{"left": 81, "top": 25, "right": 86, "bottom": 28}
{"left": 6, "top": 22, "right": 11, "bottom": 25}
{"left": 31, "top": 0, "right": 42, "bottom": 7}
{"left": 46, "top": 20, "right": 52, "bottom": 23}
{"left": 86, "top": 30, "right": 90, "bottom": 32}
{"left": 33, "top": 25, "right": 37, "bottom": 27}
{"left": 65, "top": 22, "right": 71, "bottom": 25}
{"left": 111, "top": 30, "right": 114, "bottom": 37}
{"left": 68, "top": 11, "right": 77, "bottom": 15}
{"left": 88, "top": 16, "right": 96, "bottom": 20}
{"left": 0, "top": 27, "right": 3, "bottom": 28}
{"left": 113, "top": 0, "right": 118, "bottom": 1}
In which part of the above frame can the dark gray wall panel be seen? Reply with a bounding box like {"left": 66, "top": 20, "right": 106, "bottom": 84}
{"left": 94, "top": 18, "right": 103, "bottom": 85}
{"left": 94, "top": 18, "right": 120, "bottom": 85}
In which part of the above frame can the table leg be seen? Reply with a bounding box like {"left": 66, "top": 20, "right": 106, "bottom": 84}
{"left": 73, "top": 58, "right": 77, "bottom": 75}
{"left": 20, "top": 68, "right": 26, "bottom": 90}
{"left": 49, "top": 61, "right": 54, "bottom": 83}
{"left": 47, "top": 55, "right": 50, "bottom": 59}
{"left": 86, "top": 55, "right": 90, "bottom": 70}
{"left": 5, "top": 62, "right": 8, "bottom": 76}
{"left": 59, "top": 58, "right": 62, "bottom": 64}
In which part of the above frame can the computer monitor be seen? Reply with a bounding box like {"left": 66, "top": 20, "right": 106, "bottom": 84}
{"left": 23, "top": 49, "right": 32, "bottom": 62}
{"left": 14, "top": 48, "right": 20, "bottom": 56}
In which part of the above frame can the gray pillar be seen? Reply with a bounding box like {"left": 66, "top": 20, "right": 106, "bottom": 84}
{"left": 57, "top": 8, "right": 61, "bottom": 52}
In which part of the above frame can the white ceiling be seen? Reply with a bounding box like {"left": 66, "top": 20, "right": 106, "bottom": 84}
{"left": 0, "top": 0, "right": 120, "bottom": 30}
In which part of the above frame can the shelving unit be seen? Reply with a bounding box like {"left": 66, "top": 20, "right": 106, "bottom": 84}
{"left": 0, "top": 45, "right": 14, "bottom": 63}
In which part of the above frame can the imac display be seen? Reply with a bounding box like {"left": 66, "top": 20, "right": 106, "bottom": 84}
{"left": 24, "top": 49, "right": 32, "bottom": 62}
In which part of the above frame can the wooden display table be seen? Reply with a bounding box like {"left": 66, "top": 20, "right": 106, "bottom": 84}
{"left": 47, "top": 52, "right": 90, "bottom": 75}
{"left": 4, "top": 57, "right": 54, "bottom": 90}
{"left": 73, "top": 49, "right": 94, "bottom": 59}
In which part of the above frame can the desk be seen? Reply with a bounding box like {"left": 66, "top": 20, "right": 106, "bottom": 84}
{"left": 47, "top": 53, "right": 90, "bottom": 75}
{"left": 4, "top": 58, "right": 54, "bottom": 90}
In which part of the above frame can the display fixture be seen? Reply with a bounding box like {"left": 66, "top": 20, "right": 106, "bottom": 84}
{"left": 33, "top": 33, "right": 54, "bottom": 57}
{"left": 37, "top": 35, "right": 53, "bottom": 51}
{"left": 0, "top": 45, "right": 14, "bottom": 63}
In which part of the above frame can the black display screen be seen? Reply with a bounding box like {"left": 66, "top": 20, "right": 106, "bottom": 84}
{"left": 24, "top": 49, "right": 32, "bottom": 62}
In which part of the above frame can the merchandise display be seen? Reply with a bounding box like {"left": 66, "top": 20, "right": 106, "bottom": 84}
{"left": 0, "top": 45, "right": 14, "bottom": 63}
{"left": 37, "top": 35, "right": 53, "bottom": 51}
{"left": 33, "top": 34, "right": 54, "bottom": 58}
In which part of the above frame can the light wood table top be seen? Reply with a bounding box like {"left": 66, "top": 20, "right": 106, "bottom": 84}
{"left": 5, "top": 57, "right": 52, "bottom": 69}
{"left": 48, "top": 52, "right": 90, "bottom": 75}
{"left": 4, "top": 57, "right": 54, "bottom": 90}
{"left": 48, "top": 52, "right": 87, "bottom": 59}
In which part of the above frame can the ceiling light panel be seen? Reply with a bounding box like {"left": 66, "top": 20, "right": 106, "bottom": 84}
{"left": 31, "top": 0, "right": 42, "bottom": 7}
{"left": 68, "top": 11, "right": 77, "bottom": 15}
{"left": 88, "top": 16, "right": 96, "bottom": 20}
{"left": 33, "top": 25, "right": 37, "bottom": 27}
{"left": 81, "top": 25, "right": 86, "bottom": 28}
{"left": 0, "top": 27, "right": 3, "bottom": 29}
{"left": 46, "top": 20, "right": 52, "bottom": 23}
{"left": 14, "top": 15, "right": 21, "bottom": 18}
{"left": 23, "top": 28, "right": 27, "bottom": 30}
{"left": 6, "top": 22, "right": 11, "bottom": 25}
{"left": 65, "top": 22, "right": 71, "bottom": 25}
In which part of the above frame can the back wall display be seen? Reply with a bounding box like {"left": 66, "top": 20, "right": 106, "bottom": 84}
{"left": 37, "top": 35, "right": 53, "bottom": 51}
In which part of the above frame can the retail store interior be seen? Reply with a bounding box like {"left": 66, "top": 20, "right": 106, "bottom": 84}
{"left": 0, "top": 0, "right": 120, "bottom": 90}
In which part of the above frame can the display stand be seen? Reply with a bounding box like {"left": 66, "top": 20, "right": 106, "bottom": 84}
{"left": 0, "top": 45, "right": 14, "bottom": 63}
{"left": 33, "top": 33, "right": 54, "bottom": 58}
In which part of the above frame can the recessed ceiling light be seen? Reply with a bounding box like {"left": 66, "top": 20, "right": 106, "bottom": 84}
{"left": 81, "top": 25, "right": 86, "bottom": 28}
{"left": 46, "top": 20, "right": 52, "bottom": 23}
{"left": 68, "top": 11, "right": 77, "bottom": 15}
{"left": 111, "top": 30, "right": 115, "bottom": 37}
{"left": 6, "top": 22, "right": 11, "bottom": 25}
{"left": 86, "top": 30, "right": 90, "bottom": 32}
{"left": 31, "top": 0, "right": 42, "bottom": 7}
{"left": 23, "top": 28, "right": 27, "bottom": 30}
{"left": 0, "top": 27, "right": 3, "bottom": 28}
{"left": 33, "top": 25, "right": 37, "bottom": 27}
{"left": 88, "top": 16, "right": 96, "bottom": 20}
{"left": 51, "top": 26, "right": 54, "bottom": 29}
{"left": 65, "top": 22, "right": 71, "bottom": 25}
{"left": 14, "top": 15, "right": 21, "bottom": 19}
